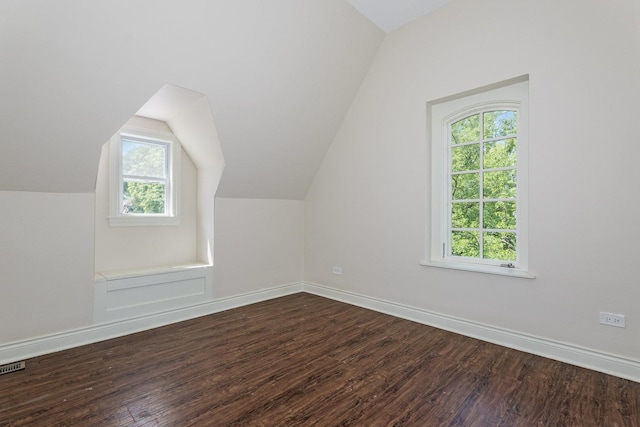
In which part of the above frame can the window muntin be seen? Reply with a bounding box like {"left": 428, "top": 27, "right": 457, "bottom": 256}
{"left": 448, "top": 108, "right": 518, "bottom": 263}
{"left": 424, "top": 78, "right": 532, "bottom": 278}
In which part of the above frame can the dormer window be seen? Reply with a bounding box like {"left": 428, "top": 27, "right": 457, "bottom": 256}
{"left": 108, "top": 120, "right": 181, "bottom": 226}
{"left": 120, "top": 135, "right": 170, "bottom": 215}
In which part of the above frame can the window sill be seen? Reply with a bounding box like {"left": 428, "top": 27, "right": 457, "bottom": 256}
{"left": 420, "top": 259, "right": 535, "bottom": 279}
{"left": 108, "top": 215, "right": 181, "bottom": 227}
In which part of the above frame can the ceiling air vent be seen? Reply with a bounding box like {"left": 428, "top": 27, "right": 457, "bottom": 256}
{"left": 0, "top": 361, "right": 25, "bottom": 375}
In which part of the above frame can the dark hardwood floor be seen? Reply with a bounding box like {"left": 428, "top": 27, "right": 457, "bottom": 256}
{"left": 1, "top": 293, "right": 638, "bottom": 426}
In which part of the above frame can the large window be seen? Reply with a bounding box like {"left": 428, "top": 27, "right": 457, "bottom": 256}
{"left": 109, "top": 124, "right": 181, "bottom": 226}
{"left": 424, "top": 78, "right": 533, "bottom": 278}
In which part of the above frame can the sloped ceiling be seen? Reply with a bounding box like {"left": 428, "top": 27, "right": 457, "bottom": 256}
{"left": 347, "top": 0, "right": 450, "bottom": 33}
{"left": 0, "top": 0, "right": 384, "bottom": 199}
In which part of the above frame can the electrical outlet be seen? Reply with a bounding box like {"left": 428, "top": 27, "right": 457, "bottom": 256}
{"left": 332, "top": 266, "right": 342, "bottom": 275}
{"left": 599, "top": 312, "right": 625, "bottom": 328}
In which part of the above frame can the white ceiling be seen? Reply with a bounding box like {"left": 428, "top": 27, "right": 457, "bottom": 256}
{"left": 0, "top": 0, "right": 450, "bottom": 199}
{"left": 347, "top": 0, "right": 450, "bottom": 32}
{"left": 0, "top": 0, "right": 384, "bottom": 199}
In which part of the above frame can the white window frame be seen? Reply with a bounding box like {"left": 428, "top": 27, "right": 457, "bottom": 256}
{"left": 108, "top": 125, "right": 181, "bottom": 227}
{"left": 422, "top": 77, "right": 533, "bottom": 278}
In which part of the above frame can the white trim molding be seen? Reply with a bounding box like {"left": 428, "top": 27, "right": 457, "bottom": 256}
{"left": 0, "top": 282, "right": 303, "bottom": 367}
{"left": 94, "top": 264, "right": 214, "bottom": 323}
{"left": 2, "top": 281, "right": 638, "bottom": 384}
{"left": 303, "top": 282, "right": 640, "bottom": 383}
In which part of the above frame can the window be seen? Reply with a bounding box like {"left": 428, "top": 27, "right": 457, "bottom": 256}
{"left": 109, "top": 123, "right": 181, "bottom": 226}
{"left": 424, "top": 78, "right": 533, "bottom": 278}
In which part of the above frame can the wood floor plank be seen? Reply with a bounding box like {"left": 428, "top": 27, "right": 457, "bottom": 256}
{"left": 1, "top": 293, "right": 639, "bottom": 426}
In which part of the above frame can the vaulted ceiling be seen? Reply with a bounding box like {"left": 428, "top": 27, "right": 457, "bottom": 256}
{"left": 348, "top": 0, "right": 450, "bottom": 32}
{"left": 0, "top": 0, "right": 446, "bottom": 199}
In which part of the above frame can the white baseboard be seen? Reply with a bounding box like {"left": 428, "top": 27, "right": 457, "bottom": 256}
{"left": 3, "top": 280, "right": 639, "bottom": 383}
{"left": 303, "top": 282, "right": 640, "bottom": 383}
{"left": 0, "top": 282, "right": 303, "bottom": 366}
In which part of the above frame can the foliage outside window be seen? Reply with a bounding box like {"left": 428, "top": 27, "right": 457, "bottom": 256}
{"left": 425, "top": 78, "right": 532, "bottom": 278}
{"left": 121, "top": 137, "right": 169, "bottom": 215}
{"left": 108, "top": 124, "right": 181, "bottom": 227}
{"left": 449, "top": 109, "right": 518, "bottom": 262}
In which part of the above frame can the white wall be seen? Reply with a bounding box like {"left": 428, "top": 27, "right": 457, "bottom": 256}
{"left": 3, "top": 0, "right": 638, "bottom": 373}
{"left": 305, "top": 0, "right": 640, "bottom": 360}
{"left": 0, "top": 0, "right": 380, "bottom": 349}
{"left": 94, "top": 123, "right": 199, "bottom": 272}
{"left": 0, "top": 191, "right": 94, "bottom": 343}
{"left": 213, "top": 198, "right": 304, "bottom": 298}
{"left": 0, "top": 193, "right": 305, "bottom": 347}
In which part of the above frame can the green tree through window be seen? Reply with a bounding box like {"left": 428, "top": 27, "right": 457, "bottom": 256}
{"left": 121, "top": 138, "right": 169, "bottom": 215}
{"left": 450, "top": 110, "right": 518, "bottom": 262}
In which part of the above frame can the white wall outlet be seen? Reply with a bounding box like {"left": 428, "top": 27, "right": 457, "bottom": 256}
{"left": 332, "top": 266, "right": 342, "bottom": 275}
{"left": 599, "top": 312, "right": 625, "bottom": 328}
